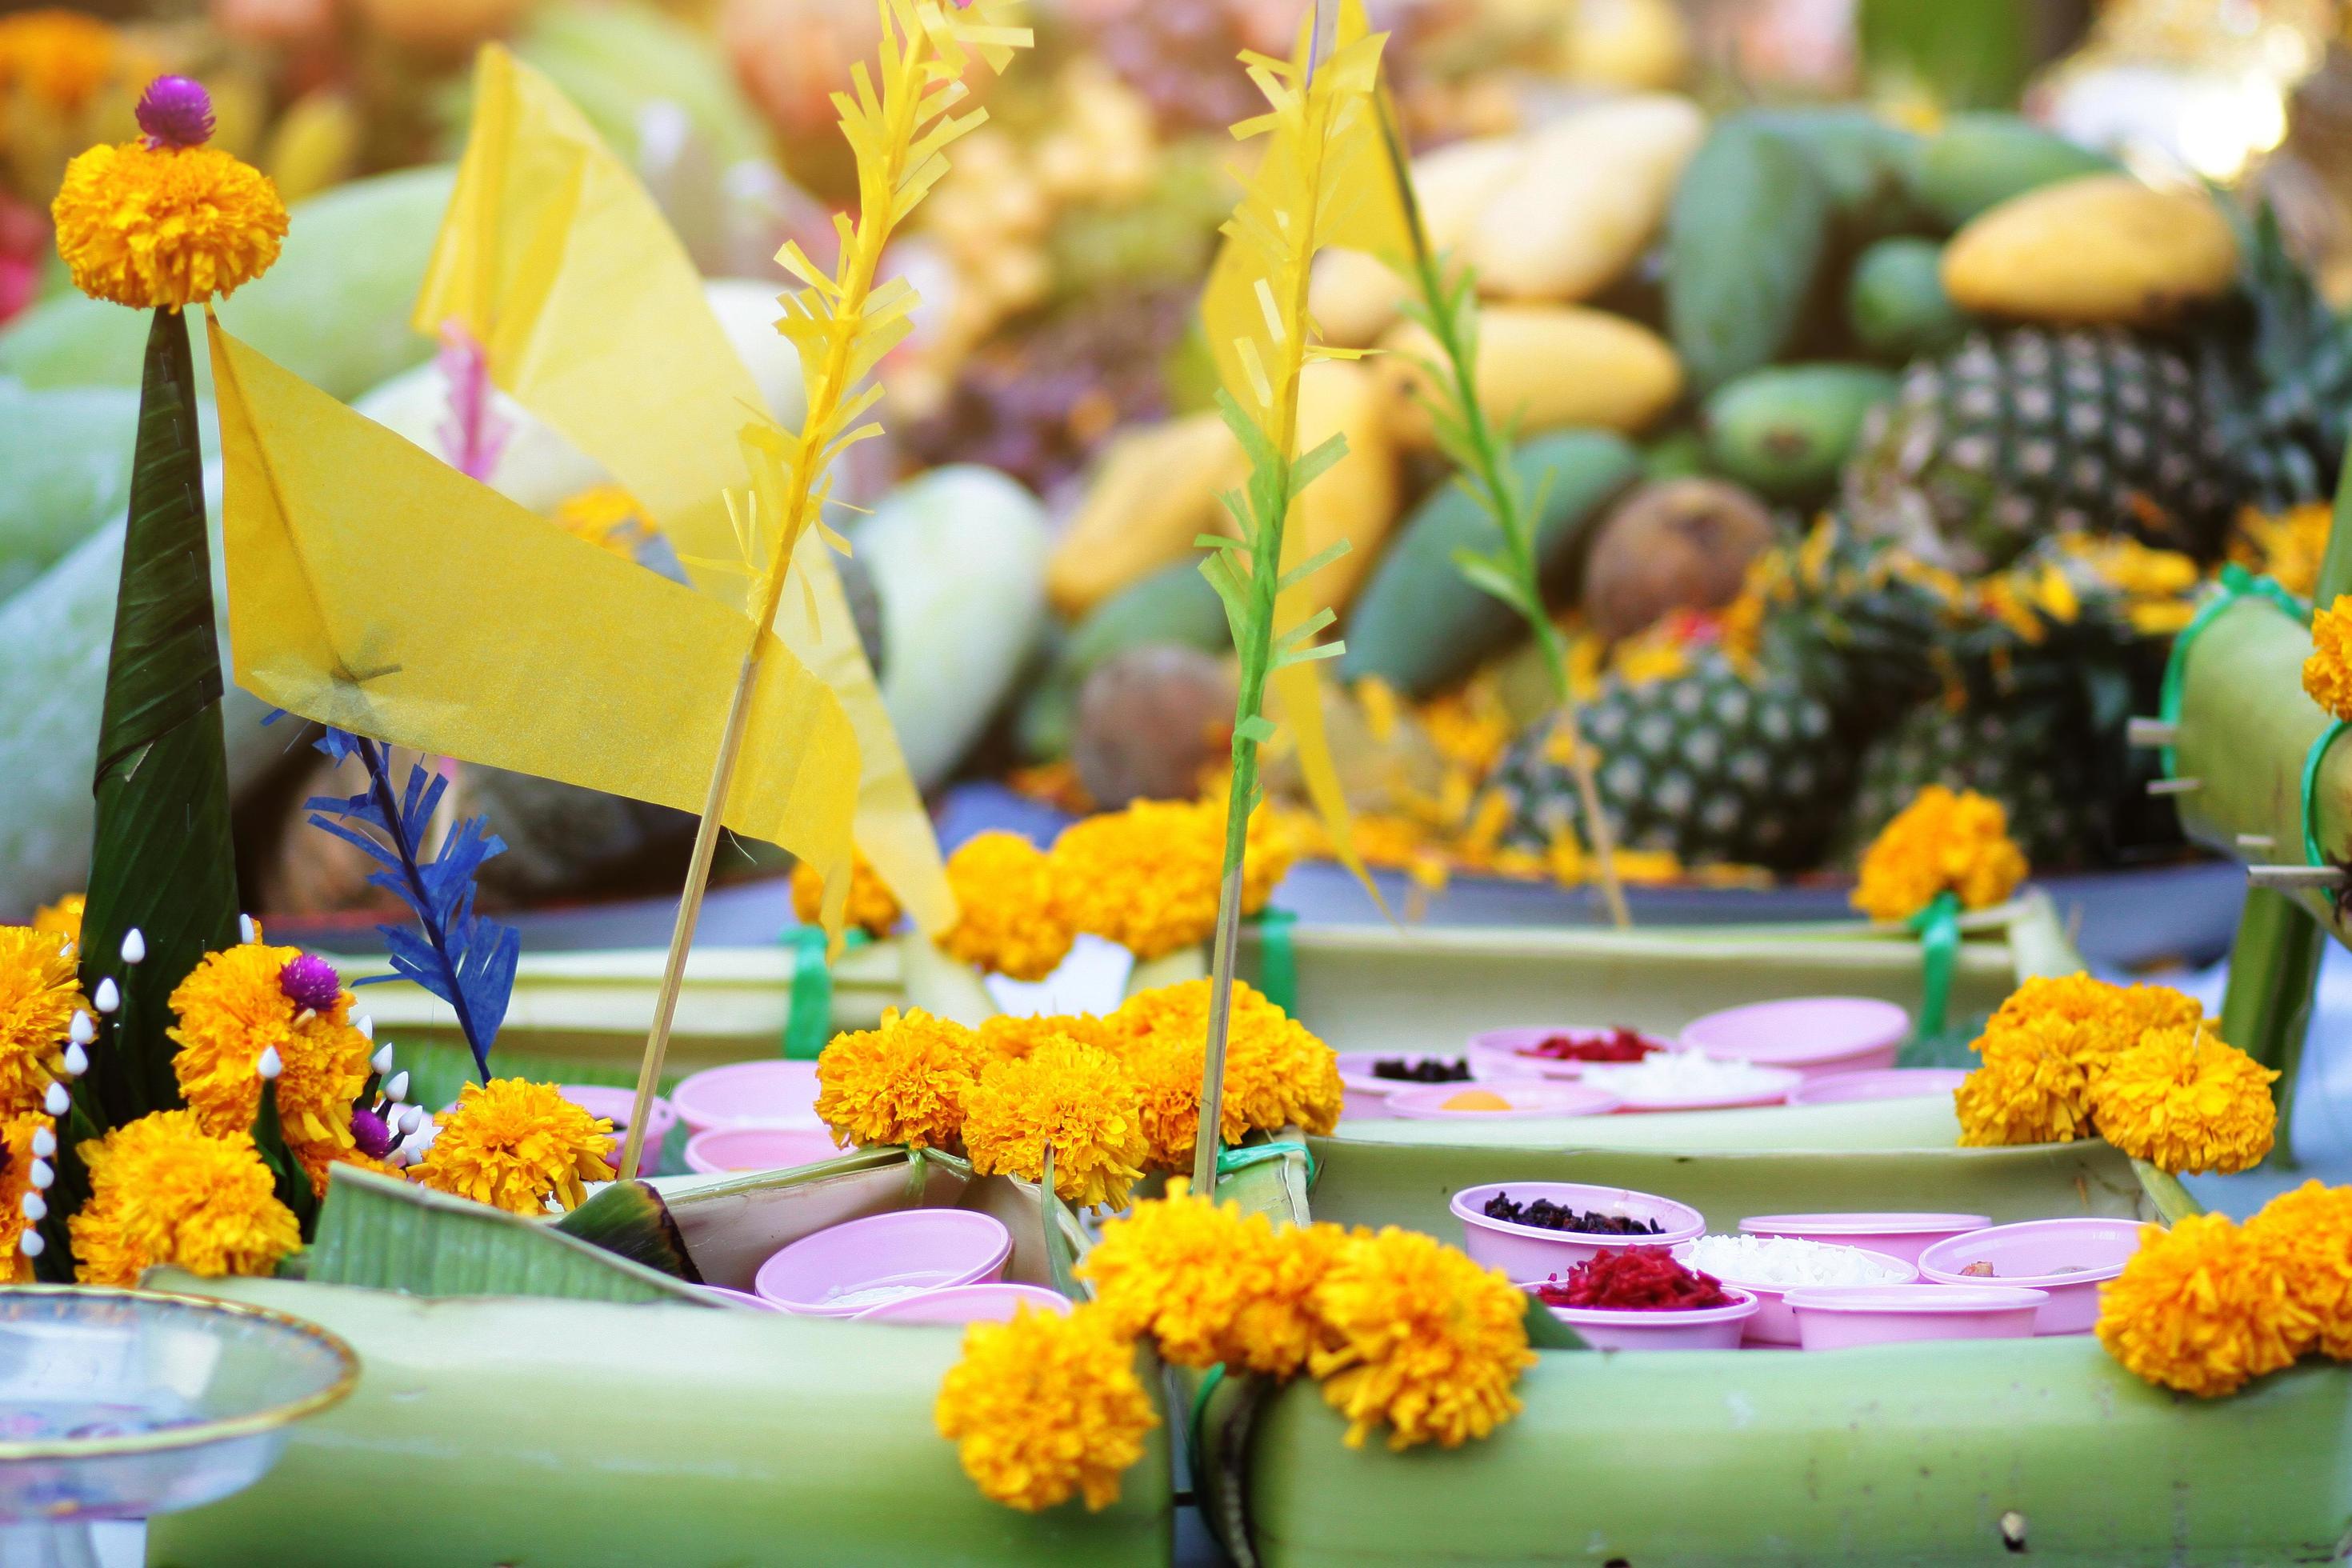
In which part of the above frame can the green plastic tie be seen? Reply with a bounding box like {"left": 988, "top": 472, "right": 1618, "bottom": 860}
{"left": 1247, "top": 907, "right": 1298, "bottom": 1015}
{"left": 1907, "top": 890, "right": 1962, "bottom": 1049}
{"left": 780, "top": 926, "right": 867, "bottom": 1060}
{"left": 2301, "top": 720, "right": 2349, "bottom": 902}
{"left": 2157, "top": 564, "right": 2309, "bottom": 780}
{"left": 1214, "top": 1138, "right": 1317, "bottom": 1189}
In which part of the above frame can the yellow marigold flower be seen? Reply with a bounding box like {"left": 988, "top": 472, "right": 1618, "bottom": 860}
{"left": 0, "top": 925, "right": 78, "bottom": 1119}
{"left": 814, "top": 1006, "right": 976, "bottom": 1152}
{"left": 1853, "top": 784, "right": 2028, "bottom": 922}
{"left": 1107, "top": 980, "right": 1340, "bottom": 1170}
{"left": 407, "top": 1078, "right": 614, "bottom": 1216}
{"left": 2096, "top": 1214, "right": 2312, "bottom": 1397}
{"left": 1984, "top": 973, "right": 2205, "bottom": 1074}
{"left": 2305, "top": 595, "right": 2352, "bottom": 722}
{"left": 52, "top": 138, "right": 286, "bottom": 310}
{"left": 1308, "top": 1226, "right": 1534, "bottom": 1450}
{"left": 30, "top": 894, "right": 82, "bottom": 946}
{"left": 791, "top": 850, "right": 902, "bottom": 938}
{"left": 1051, "top": 800, "right": 1291, "bottom": 961}
{"left": 934, "top": 1302, "right": 1158, "bottom": 1513}
{"left": 549, "top": 485, "right": 657, "bottom": 557}
{"left": 69, "top": 1110, "right": 302, "bottom": 1286}
{"left": 974, "top": 1011, "right": 1121, "bottom": 1064}
{"left": 168, "top": 944, "right": 370, "bottom": 1194}
{"left": 0, "top": 10, "right": 120, "bottom": 114}
{"left": 1226, "top": 1216, "right": 1350, "bottom": 1378}
{"left": 0, "top": 1112, "right": 52, "bottom": 1284}
{"left": 2247, "top": 1181, "right": 2352, "bottom": 1359}
{"left": 2087, "top": 1026, "right": 2278, "bottom": 1175}
{"left": 939, "top": 831, "right": 1075, "bottom": 982}
{"left": 1955, "top": 1017, "right": 2094, "bottom": 1146}
{"left": 962, "top": 1037, "right": 1148, "bottom": 1211}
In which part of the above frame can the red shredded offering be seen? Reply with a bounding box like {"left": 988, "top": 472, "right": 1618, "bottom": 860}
{"left": 1537, "top": 1247, "right": 1734, "bottom": 1310}
{"left": 1517, "top": 1027, "right": 1660, "bottom": 1062}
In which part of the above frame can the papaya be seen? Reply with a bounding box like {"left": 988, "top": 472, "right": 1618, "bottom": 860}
{"left": 1339, "top": 428, "right": 1642, "bottom": 697}
{"left": 1910, "top": 112, "right": 2115, "bottom": 229}
{"left": 1702, "top": 363, "right": 1896, "bottom": 502}
{"left": 1462, "top": 94, "right": 1704, "bottom": 303}
{"left": 1046, "top": 410, "right": 1248, "bottom": 617}
{"left": 1374, "top": 304, "right": 1682, "bottom": 448}
{"left": 1738, "top": 107, "right": 1924, "bottom": 238}
{"left": 1942, "top": 174, "right": 2237, "bottom": 329}
{"left": 1846, "top": 236, "right": 1970, "bottom": 359}
{"left": 1665, "top": 121, "right": 1833, "bottom": 393}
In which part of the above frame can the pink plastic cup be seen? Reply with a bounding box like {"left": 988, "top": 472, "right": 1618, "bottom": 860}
{"left": 1787, "top": 1069, "right": 1969, "bottom": 1106}
{"left": 1690, "top": 1246, "right": 1918, "bottom": 1346}
{"left": 1785, "top": 1285, "right": 2049, "bottom": 1350}
{"left": 854, "top": 1284, "right": 1074, "bottom": 1324}
{"left": 695, "top": 1286, "right": 786, "bottom": 1311}
{"left": 1679, "top": 997, "right": 1910, "bottom": 1081}
{"left": 1738, "top": 1213, "right": 1993, "bottom": 1268}
{"left": 1918, "top": 1217, "right": 2160, "bottom": 1334}
{"left": 1386, "top": 1082, "right": 1624, "bottom": 1120}
{"left": 1526, "top": 1286, "right": 1761, "bottom": 1351}
{"left": 672, "top": 1059, "right": 823, "bottom": 1134}
{"left": 754, "top": 1208, "right": 1012, "bottom": 1316}
{"left": 685, "top": 1126, "right": 846, "bottom": 1175}
{"left": 1452, "top": 1182, "right": 1705, "bottom": 1279}
{"left": 560, "top": 1085, "right": 678, "bottom": 1178}
{"left": 1466, "top": 1026, "right": 1675, "bottom": 1082}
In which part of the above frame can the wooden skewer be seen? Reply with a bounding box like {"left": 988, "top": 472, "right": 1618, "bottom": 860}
{"left": 2246, "top": 864, "right": 2349, "bottom": 890}
{"left": 2146, "top": 777, "right": 2202, "bottom": 797}
{"left": 2238, "top": 834, "right": 2276, "bottom": 851}
{"left": 2125, "top": 718, "right": 2177, "bottom": 748}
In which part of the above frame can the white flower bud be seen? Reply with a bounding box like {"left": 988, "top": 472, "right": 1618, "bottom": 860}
{"left": 370, "top": 1044, "right": 392, "bottom": 1076}
{"left": 238, "top": 914, "right": 258, "bottom": 945}
{"left": 42, "top": 1083, "right": 68, "bottom": 1117}
{"left": 257, "top": 1046, "right": 282, "bottom": 1081}
{"left": 354, "top": 1014, "right": 374, "bottom": 1041}
{"left": 19, "top": 1192, "right": 44, "bottom": 1222}
{"left": 60, "top": 1043, "right": 86, "bottom": 1078}
{"left": 119, "top": 929, "right": 145, "bottom": 965}
{"left": 93, "top": 978, "right": 119, "bottom": 1014}
{"left": 19, "top": 1231, "right": 43, "bottom": 1258}
{"left": 30, "top": 1127, "right": 54, "bottom": 1159}
{"left": 398, "top": 1105, "right": 424, "bottom": 1135}
{"left": 28, "top": 1160, "right": 52, "bottom": 1191}
{"left": 69, "top": 1012, "right": 94, "bottom": 1046}
{"left": 386, "top": 1071, "right": 410, "bottom": 1104}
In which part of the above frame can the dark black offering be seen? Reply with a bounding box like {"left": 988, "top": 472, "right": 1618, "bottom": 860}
{"left": 1370, "top": 1057, "right": 1474, "bottom": 1083}
{"left": 1482, "top": 1191, "right": 1663, "bottom": 1236}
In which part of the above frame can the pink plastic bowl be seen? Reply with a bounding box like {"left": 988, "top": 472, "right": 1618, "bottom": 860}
{"left": 854, "top": 1284, "right": 1074, "bottom": 1324}
{"left": 1527, "top": 1286, "right": 1761, "bottom": 1351}
{"left": 1466, "top": 1026, "right": 1676, "bottom": 1082}
{"left": 1335, "top": 1051, "right": 1534, "bottom": 1122}
{"left": 1785, "top": 1285, "right": 2049, "bottom": 1350}
{"left": 1452, "top": 1182, "right": 1705, "bottom": 1278}
{"left": 559, "top": 1086, "right": 678, "bottom": 1177}
{"left": 1690, "top": 1246, "right": 1918, "bottom": 1346}
{"left": 695, "top": 1286, "right": 785, "bottom": 1311}
{"left": 685, "top": 1126, "right": 846, "bottom": 1175}
{"left": 754, "top": 1208, "right": 1012, "bottom": 1316}
{"left": 1738, "top": 1212, "right": 1993, "bottom": 1267}
{"left": 1787, "top": 1068, "right": 1969, "bottom": 1106}
{"left": 1918, "top": 1218, "right": 2161, "bottom": 1334}
{"left": 1679, "top": 997, "right": 1910, "bottom": 1080}
{"left": 672, "top": 1059, "right": 823, "bottom": 1134}
{"left": 1387, "top": 1082, "right": 1623, "bottom": 1120}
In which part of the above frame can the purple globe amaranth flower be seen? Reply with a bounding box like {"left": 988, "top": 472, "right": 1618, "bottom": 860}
{"left": 350, "top": 1106, "right": 396, "bottom": 1159}
{"left": 136, "top": 76, "right": 216, "bottom": 150}
{"left": 278, "top": 953, "right": 342, "bottom": 1014}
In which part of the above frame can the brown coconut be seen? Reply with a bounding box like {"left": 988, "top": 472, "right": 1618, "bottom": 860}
{"left": 1578, "top": 477, "right": 1777, "bottom": 641}
{"left": 1071, "top": 644, "right": 1237, "bottom": 810}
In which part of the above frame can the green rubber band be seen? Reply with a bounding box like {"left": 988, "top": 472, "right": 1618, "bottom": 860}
{"left": 1906, "top": 890, "right": 1962, "bottom": 1049}
{"left": 1247, "top": 907, "right": 1298, "bottom": 1015}
{"left": 2157, "top": 564, "right": 2309, "bottom": 779}
{"left": 780, "top": 926, "right": 868, "bottom": 1059}
{"left": 1186, "top": 1362, "right": 1228, "bottom": 1479}
{"left": 1215, "top": 1138, "right": 1318, "bottom": 1188}
{"left": 2301, "top": 719, "right": 2348, "bottom": 879}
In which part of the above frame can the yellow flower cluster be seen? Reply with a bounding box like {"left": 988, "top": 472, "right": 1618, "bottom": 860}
{"left": 934, "top": 1302, "right": 1158, "bottom": 1513}
{"left": 30, "top": 894, "right": 82, "bottom": 946}
{"left": 962, "top": 1036, "right": 1148, "bottom": 1211}
{"left": 814, "top": 1007, "right": 978, "bottom": 1152}
{"left": 52, "top": 138, "right": 287, "bottom": 310}
{"left": 791, "top": 850, "right": 903, "bottom": 939}
{"left": 549, "top": 485, "right": 658, "bottom": 558}
{"left": 407, "top": 1078, "right": 614, "bottom": 1216}
{"left": 1106, "top": 979, "right": 1341, "bottom": 1170}
{"left": 1954, "top": 974, "right": 2275, "bottom": 1174}
{"left": 0, "top": 1112, "right": 52, "bottom": 1283}
{"left": 0, "top": 925, "right": 81, "bottom": 1118}
{"left": 1852, "top": 785, "right": 2028, "bottom": 923}
{"left": 2249, "top": 1181, "right": 2352, "bottom": 1358}
{"left": 2304, "top": 594, "right": 2352, "bottom": 722}
{"left": 2231, "top": 502, "right": 2331, "bottom": 601}
{"left": 168, "top": 945, "right": 371, "bottom": 1195}
{"left": 939, "top": 831, "right": 1076, "bottom": 982}
{"left": 2097, "top": 1198, "right": 2337, "bottom": 1398}
{"left": 1050, "top": 799, "right": 1297, "bottom": 961}
{"left": 69, "top": 1110, "right": 301, "bottom": 1286}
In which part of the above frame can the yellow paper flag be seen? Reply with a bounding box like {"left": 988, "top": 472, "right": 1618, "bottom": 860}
{"left": 210, "top": 317, "right": 858, "bottom": 932}
{"left": 412, "top": 43, "right": 954, "bottom": 934}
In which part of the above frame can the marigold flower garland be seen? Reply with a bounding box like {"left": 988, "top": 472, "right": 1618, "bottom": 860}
{"left": 68, "top": 1110, "right": 301, "bottom": 1286}
{"left": 961, "top": 1036, "right": 1148, "bottom": 1210}
{"left": 1852, "top": 785, "right": 2028, "bottom": 923}
{"left": 407, "top": 1078, "right": 614, "bottom": 1216}
{"left": 169, "top": 944, "right": 373, "bottom": 1194}
{"left": 0, "top": 1112, "right": 51, "bottom": 1283}
{"left": 0, "top": 925, "right": 82, "bottom": 1118}
{"left": 938, "top": 830, "right": 1075, "bottom": 982}
{"left": 934, "top": 1303, "right": 1158, "bottom": 1513}
{"left": 814, "top": 1006, "right": 978, "bottom": 1153}
{"left": 1050, "top": 800, "right": 1297, "bottom": 962}
{"left": 792, "top": 850, "right": 903, "bottom": 940}
{"left": 2304, "top": 594, "right": 2352, "bottom": 720}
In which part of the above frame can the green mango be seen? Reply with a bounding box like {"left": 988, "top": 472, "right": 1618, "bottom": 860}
{"left": 0, "top": 379, "right": 138, "bottom": 600}
{"left": 1703, "top": 362, "right": 1897, "bottom": 502}
{"left": 1666, "top": 122, "right": 1834, "bottom": 394}
{"left": 1912, "top": 112, "right": 2117, "bottom": 229}
{"left": 1737, "top": 108, "right": 1925, "bottom": 238}
{"left": 1339, "top": 429, "right": 1641, "bottom": 698}
{"left": 1642, "top": 427, "right": 1709, "bottom": 482}
{"left": 1846, "top": 236, "right": 1972, "bottom": 360}
{"left": 1016, "top": 562, "right": 1229, "bottom": 760}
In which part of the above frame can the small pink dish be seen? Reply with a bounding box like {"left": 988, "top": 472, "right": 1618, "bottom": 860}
{"left": 854, "top": 1284, "right": 1074, "bottom": 1324}
{"left": 1452, "top": 1182, "right": 1705, "bottom": 1279}
{"left": 672, "top": 1060, "right": 823, "bottom": 1134}
{"left": 1918, "top": 1218, "right": 2160, "bottom": 1335}
{"left": 754, "top": 1208, "right": 1012, "bottom": 1316}
{"left": 1690, "top": 1246, "right": 1918, "bottom": 1346}
{"left": 1527, "top": 1286, "right": 1761, "bottom": 1351}
{"left": 1386, "top": 1082, "right": 1624, "bottom": 1120}
{"left": 685, "top": 1126, "right": 846, "bottom": 1174}
{"left": 695, "top": 1286, "right": 786, "bottom": 1311}
{"left": 1335, "top": 1051, "right": 1533, "bottom": 1122}
{"left": 1738, "top": 1213, "right": 1993, "bottom": 1268}
{"left": 560, "top": 1085, "right": 679, "bottom": 1177}
{"left": 1679, "top": 997, "right": 1910, "bottom": 1081}
{"left": 1466, "top": 1026, "right": 1676, "bottom": 1082}
{"left": 1784, "top": 1285, "right": 2049, "bottom": 1350}
{"left": 1787, "top": 1068, "right": 1969, "bottom": 1106}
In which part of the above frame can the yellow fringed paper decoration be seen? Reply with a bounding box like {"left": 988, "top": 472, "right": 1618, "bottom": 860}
{"left": 1199, "top": 0, "right": 1406, "bottom": 902}
{"left": 412, "top": 43, "right": 956, "bottom": 935}
{"left": 209, "top": 319, "right": 861, "bottom": 921}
